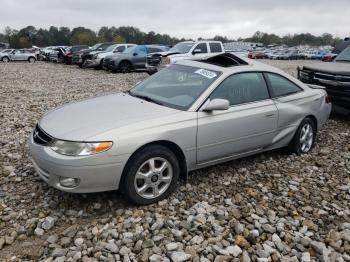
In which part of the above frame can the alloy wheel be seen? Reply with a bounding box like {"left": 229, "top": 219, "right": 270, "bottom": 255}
{"left": 299, "top": 123, "right": 314, "bottom": 153}
{"left": 134, "top": 157, "right": 173, "bottom": 199}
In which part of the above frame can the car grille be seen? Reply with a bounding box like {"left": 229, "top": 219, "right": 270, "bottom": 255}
{"left": 313, "top": 72, "right": 350, "bottom": 88}
{"left": 33, "top": 124, "right": 54, "bottom": 146}
{"left": 314, "top": 72, "right": 350, "bottom": 83}
{"left": 146, "top": 55, "right": 161, "bottom": 67}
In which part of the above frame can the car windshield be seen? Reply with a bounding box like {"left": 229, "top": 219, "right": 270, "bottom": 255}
{"left": 169, "top": 42, "right": 195, "bottom": 54}
{"left": 106, "top": 45, "right": 118, "bottom": 52}
{"left": 129, "top": 64, "right": 221, "bottom": 110}
{"left": 335, "top": 47, "right": 350, "bottom": 62}
{"left": 90, "top": 44, "right": 100, "bottom": 50}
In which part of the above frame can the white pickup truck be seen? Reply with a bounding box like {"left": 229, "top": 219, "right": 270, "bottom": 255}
{"left": 146, "top": 40, "right": 225, "bottom": 74}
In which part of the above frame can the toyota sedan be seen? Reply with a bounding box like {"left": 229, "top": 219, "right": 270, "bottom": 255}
{"left": 29, "top": 53, "right": 331, "bottom": 205}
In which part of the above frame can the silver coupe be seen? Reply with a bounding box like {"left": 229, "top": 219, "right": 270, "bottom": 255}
{"left": 29, "top": 53, "right": 331, "bottom": 205}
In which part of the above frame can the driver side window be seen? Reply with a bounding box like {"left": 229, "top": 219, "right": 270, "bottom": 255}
{"left": 210, "top": 73, "right": 270, "bottom": 106}
{"left": 194, "top": 43, "right": 208, "bottom": 53}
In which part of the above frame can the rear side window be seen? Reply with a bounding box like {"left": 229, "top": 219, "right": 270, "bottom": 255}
{"left": 210, "top": 72, "right": 270, "bottom": 106}
{"left": 194, "top": 43, "right": 208, "bottom": 53}
{"left": 265, "top": 73, "right": 302, "bottom": 98}
{"left": 209, "top": 43, "right": 223, "bottom": 53}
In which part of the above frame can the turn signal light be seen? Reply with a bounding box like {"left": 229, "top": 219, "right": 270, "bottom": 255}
{"left": 325, "top": 95, "right": 331, "bottom": 104}
{"left": 95, "top": 142, "right": 113, "bottom": 153}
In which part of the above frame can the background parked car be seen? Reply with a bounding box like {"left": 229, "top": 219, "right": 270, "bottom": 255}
{"left": 0, "top": 49, "right": 15, "bottom": 62}
{"left": 322, "top": 53, "right": 338, "bottom": 62}
{"left": 146, "top": 40, "right": 224, "bottom": 73}
{"left": 48, "top": 47, "right": 67, "bottom": 63}
{"left": 83, "top": 44, "right": 136, "bottom": 69}
{"left": 298, "top": 46, "right": 350, "bottom": 112}
{"left": 104, "top": 45, "right": 169, "bottom": 73}
{"left": 72, "top": 42, "right": 115, "bottom": 68}
{"left": 1, "top": 49, "right": 37, "bottom": 63}
{"left": 63, "top": 45, "right": 89, "bottom": 64}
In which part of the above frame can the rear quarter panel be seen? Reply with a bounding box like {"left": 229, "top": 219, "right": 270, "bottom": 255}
{"left": 270, "top": 87, "right": 330, "bottom": 149}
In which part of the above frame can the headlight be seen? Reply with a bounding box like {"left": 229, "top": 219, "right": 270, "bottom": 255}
{"left": 92, "top": 54, "right": 99, "bottom": 59}
{"left": 162, "top": 57, "right": 171, "bottom": 65}
{"left": 50, "top": 140, "right": 113, "bottom": 156}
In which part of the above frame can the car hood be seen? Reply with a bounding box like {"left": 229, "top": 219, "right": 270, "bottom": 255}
{"left": 39, "top": 93, "right": 179, "bottom": 141}
{"left": 97, "top": 51, "right": 114, "bottom": 59}
{"left": 303, "top": 61, "right": 350, "bottom": 76}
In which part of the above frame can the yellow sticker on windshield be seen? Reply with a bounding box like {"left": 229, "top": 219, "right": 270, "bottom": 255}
{"left": 195, "top": 69, "right": 217, "bottom": 79}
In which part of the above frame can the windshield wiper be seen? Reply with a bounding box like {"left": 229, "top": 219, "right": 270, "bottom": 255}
{"left": 127, "top": 91, "right": 164, "bottom": 105}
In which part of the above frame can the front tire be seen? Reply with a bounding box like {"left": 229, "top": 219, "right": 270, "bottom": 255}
{"left": 121, "top": 145, "right": 180, "bottom": 205}
{"left": 288, "top": 117, "right": 316, "bottom": 155}
{"left": 28, "top": 57, "right": 36, "bottom": 63}
{"left": 2, "top": 57, "right": 10, "bottom": 63}
{"left": 119, "top": 61, "right": 132, "bottom": 73}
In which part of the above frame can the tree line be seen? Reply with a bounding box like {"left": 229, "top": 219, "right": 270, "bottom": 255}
{"left": 0, "top": 26, "right": 187, "bottom": 48}
{"left": 0, "top": 26, "right": 344, "bottom": 48}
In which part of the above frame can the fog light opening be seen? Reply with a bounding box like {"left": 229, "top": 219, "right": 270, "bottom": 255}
{"left": 59, "top": 177, "right": 80, "bottom": 188}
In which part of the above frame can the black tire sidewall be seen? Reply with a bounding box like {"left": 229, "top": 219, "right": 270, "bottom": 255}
{"left": 289, "top": 118, "right": 316, "bottom": 155}
{"left": 122, "top": 145, "right": 180, "bottom": 205}
{"left": 119, "top": 61, "right": 131, "bottom": 73}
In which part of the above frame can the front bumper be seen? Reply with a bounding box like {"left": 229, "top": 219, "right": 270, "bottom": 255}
{"left": 29, "top": 133, "right": 130, "bottom": 193}
{"left": 72, "top": 56, "right": 82, "bottom": 64}
{"left": 298, "top": 68, "right": 350, "bottom": 110}
{"left": 83, "top": 58, "right": 101, "bottom": 68}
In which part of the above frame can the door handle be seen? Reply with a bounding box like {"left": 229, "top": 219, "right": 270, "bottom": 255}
{"left": 265, "top": 113, "right": 275, "bottom": 117}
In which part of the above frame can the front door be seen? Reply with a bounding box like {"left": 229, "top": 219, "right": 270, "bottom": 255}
{"left": 197, "top": 72, "right": 278, "bottom": 165}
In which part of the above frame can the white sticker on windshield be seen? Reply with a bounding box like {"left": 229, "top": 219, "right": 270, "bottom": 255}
{"left": 194, "top": 69, "right": 217, "bottom": 79}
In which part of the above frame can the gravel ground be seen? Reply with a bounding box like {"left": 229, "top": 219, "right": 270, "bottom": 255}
{"left": 0, "top": 60, "right": 349, "bottom": 262}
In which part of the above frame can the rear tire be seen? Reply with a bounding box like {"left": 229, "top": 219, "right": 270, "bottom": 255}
{"left": 119, "top": 60, "right": 132, "bottom": 73}
{"left": 28, "top": 57, "right": 36, "bottom": 63}
{"left": 121, "top": 145, "right": 180, "bottom": 205}
{"left": 288, "top": 117, "right": 316, "bottom": 155}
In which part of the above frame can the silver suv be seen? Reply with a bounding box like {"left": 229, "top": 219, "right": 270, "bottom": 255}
{"left": 1, "top": 49, "right": 37, "bottom": 63}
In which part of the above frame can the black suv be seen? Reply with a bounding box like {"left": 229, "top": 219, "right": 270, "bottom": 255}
{"left": 298, "top": 46, "right": 350, "bottom": 112}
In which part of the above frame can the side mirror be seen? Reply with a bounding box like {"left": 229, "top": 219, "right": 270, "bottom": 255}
{"left": 113, "top": 50, "right": 119, "bottom": 53}
{"left": 98, "top": 47, "right": 103, "bottom": 51}
{"left": 203, "top": 99, "right": 230, "bottom": 112}
{"left": 133, "top": 53, "right": 138, "bottom": 56}
{"left": 192, "top": 49, "right": 202, "bottom": 55}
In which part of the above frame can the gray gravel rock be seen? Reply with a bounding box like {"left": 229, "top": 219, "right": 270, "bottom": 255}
{"left": 169, "top": 251, "right": 191, "bottom": 262}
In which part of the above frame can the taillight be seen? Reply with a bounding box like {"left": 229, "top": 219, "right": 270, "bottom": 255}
{"left": 325, "top": 95, "right": 331, "bottom": 104}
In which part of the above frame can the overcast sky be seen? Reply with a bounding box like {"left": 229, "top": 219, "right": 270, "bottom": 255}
{"left": 1, "top": 0, "right": 349, "bottom": 39}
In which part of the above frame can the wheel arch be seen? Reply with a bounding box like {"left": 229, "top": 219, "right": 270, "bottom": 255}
{"left": 118, "top": 59, "right": 133, "bottom": 68}
{"left": 28, "top": 56, "right": 36, "bottom": 61}
{"left": 304, "top": 115, "right": 318, "bottom": 132}
{"left": 121, "top": 140, "right": 188, "bottom": 182}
